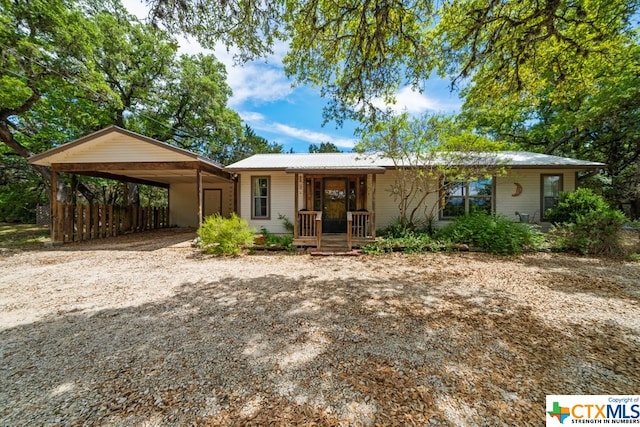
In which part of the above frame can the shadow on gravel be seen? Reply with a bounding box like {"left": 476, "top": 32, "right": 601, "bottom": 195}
{"left": 513, "top": 254, "right": 640, "bottom": 300}
{"left": 1, "top": 272, "right": 638, "bottom": 425}
{"left": 51, "top": 228, "right": 197, "bottom": 252}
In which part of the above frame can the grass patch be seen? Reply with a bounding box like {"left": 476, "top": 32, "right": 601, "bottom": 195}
{"left": 0, "top": 223, "right": 50, "bottom": 248}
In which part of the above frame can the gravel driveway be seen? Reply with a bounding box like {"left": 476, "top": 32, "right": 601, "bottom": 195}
{"left": 1, "top": 229, "right": 639, "bottom": 425}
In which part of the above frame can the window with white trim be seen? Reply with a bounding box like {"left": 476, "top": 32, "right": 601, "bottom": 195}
{"left": 252, "top": 176, "right": 270, "bottom": 219}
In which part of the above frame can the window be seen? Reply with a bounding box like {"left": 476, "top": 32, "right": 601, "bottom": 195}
{"left": 541, "top": 174, "right": 563, "bottom": 220}
{"left": 441, "top": 178, "right": 494, "bottom": 218}
{"left": 251, "top": 176, "right": 269, "bottom": 219}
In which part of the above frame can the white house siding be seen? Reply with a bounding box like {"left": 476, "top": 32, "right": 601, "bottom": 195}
{"left": 495, "top": 169, "right": 576, "bottom": 223}
{"left": 375, "top": 171, "right": 440, "bottom": 230}
{"left": 239, "top": 171, "right": 295, "bottom": 234}
{"left": 169, "top": 182, "right": 235, "bottom": 227}
{"left": 53, "top": 134, "right": 192, "bottom": 163}
{"left": 375, "top": 168, "right": 577, "bottom": 229}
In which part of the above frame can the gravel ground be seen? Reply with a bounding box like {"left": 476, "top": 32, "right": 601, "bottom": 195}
{"left": 1, "top": 229, "right": 639, "bottom": 426}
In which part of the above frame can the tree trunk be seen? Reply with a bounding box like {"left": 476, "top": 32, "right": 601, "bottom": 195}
{"left": 0, "top": 124, "right": 97, "bottom": 203}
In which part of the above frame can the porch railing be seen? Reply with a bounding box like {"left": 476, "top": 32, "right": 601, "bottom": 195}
{"left": 296, "top": 210, "right": 373, "bottom": 249}
{"left": 296, "top": 210, "right": 322, "bottom": 247}
{"left": 347, "top": 211, "right": 373, "bottom": 250}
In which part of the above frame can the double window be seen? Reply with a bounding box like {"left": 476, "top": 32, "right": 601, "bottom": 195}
{"left": 441, "top": 178, "right": 494, "bottom": 218}
{"left": 541, "top": 174, "right": 563, "bottom": 220}
{"left": 251, "top": 176, "right": 270, "bottom": 219}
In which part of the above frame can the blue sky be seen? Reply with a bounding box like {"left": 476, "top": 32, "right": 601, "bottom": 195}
{"left": 123, "top": 0, "right": 463, "bottom": 153}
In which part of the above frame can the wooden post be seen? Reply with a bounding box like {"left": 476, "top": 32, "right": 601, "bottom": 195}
{"left": 50, "top": 169, "right": 64, "bottom": 244}
{"left": 371, "top": 174, "right": 376, "bottom": 238}
{"left": 108, "top": 205, "right": 114, "bottom": 236}
{"left": 294, "top": 173, "right": 299, "bottom": 239}
{"left": 347, "top": 212, "right": 353, "bottom": 251}
{"left": 83, "top": 204, "right": 90, "bottom": 240}
{"left": 196, "top": 167, "right": 203, "bottom": 226}
{"left": 76, "top": 203, "right": 83, "bottom": 242}
{"left": 315, "top": 211, "right": 322, "bottom": 249}
{"left": 100, "top": 204, "right": 107, "bottom": 237}
{"left": 62, "top": 204, "right": 70, "bottom": 242}
{"left": 115, "top": 206, "right": 121, "bottom": 236}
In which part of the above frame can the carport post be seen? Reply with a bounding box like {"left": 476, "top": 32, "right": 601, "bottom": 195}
{"left": 197, "top": 167, "right": 203, "bottom": 226}
{"left": 50, "top": 167, "right": 63, "bottom": 244}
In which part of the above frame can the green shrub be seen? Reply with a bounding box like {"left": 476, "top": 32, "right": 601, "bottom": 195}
{"left": 362, "top": 231, "right": 438, "bottom": 254}
{"left": 545, "top": 189, "right": 627, "bottom": 256}
{"left": 378, "top": 217, "right": 437, "bottom": 238}
{"left": 436, "top": 212, "right": 545, "bottom": 255}
{"left": 259, "top": 226, "right": 294, "bottom": 249}
{"left": 545, "top": 188, "right": 610, "bottom": 224}
{"left": 197, "top": 213, "right": 254, "bottom": 256}
{"left": 548, "top": 209, "right": 626, "bottom": 256}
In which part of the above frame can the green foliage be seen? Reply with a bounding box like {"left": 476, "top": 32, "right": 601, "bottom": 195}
{"left": 277, "top": 213, "right": 295, "bottom": 233}
{"left": 220, "top": 125, "right": 283, "bottom": 165}
{"left": 309, "top": 142, "right": 341, "bottom": 153}
{"left": 150, "top": 0, "right": 636, "bottom": 127}
{"left": 0, "top": 154, "right": 47, "bottom": 223}
{"left": 197, "top": 213, "right": 254, "bottom": 256}
{"left": 258, "top": 226, "right": 294, "bottom": 249}
{"left": 547, "top": 206, "right": 627, "bottom": 257}
{"left": 358, "top": 112, "right": 506, "bottom": 229}
{"left": 362, "top": 231, "right": 437, "bottom": 255}
{"left": 545, "top": 188, "right": 612, "bottom": 224}
{"left": 1, "top": 0, "right": 244, "bottom": 220}
{"left": 437, "top": 212, "right": 545, "bottom": 255}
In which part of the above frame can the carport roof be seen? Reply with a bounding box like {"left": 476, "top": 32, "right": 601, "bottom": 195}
{"left": 29, "top": 126, "right": 233, "bottom": 186}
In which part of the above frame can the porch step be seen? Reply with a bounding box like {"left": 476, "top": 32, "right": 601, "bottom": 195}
{"left": 310, "top": 248, "right": 361, "bottom": 256}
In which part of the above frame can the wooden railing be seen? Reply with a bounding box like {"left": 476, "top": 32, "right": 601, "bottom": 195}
{"left": 296, "top": 210, "right": 322, "bottom": 248}
{"left": 347, "top": 211, "right": 373, "bottom": 250}
{"left": 298, "top": 211, "right": 320, "bottom": 237}
{"left": 52, "top": 203, "right": 169, "bottom": 243}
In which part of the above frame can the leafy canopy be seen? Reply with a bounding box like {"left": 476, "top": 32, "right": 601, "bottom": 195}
{"left": 148, "top": 0, "right": 638, "bottom": 124}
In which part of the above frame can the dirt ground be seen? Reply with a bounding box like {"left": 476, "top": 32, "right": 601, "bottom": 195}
{"left": 1, "top": 229, "right": 639, "bottom": 426}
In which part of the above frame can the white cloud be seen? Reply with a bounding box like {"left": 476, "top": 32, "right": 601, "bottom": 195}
{"left": 273, "top": 124, "right": 357, "bottom": 148}
{"left": 225, "top": 64, "right": 292, "bottom": 108}
{"left": 371, "top": 86, "right": 462, "bottom": 115}
{"left": 122, "top": 0, "right": 293, "bottom": 109}
{"left": 238, "top": 111, "right": 266, "bottom": 122}
{"left": 242, "top": 113, "right": 358, "bottom": 149}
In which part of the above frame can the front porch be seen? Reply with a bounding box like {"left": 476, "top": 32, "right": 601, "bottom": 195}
{"left": 291, "top": 171, "right": 379, "bottom": 250}
{"left": 293, "top": 210, "right": 376, "bottom": 250}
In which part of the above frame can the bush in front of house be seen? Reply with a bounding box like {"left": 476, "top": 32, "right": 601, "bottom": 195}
{"left": 197, "top": 213, "right": 254, "bottom": 256}
{"left": 544, "top": 187, "right": 611, "bottom": 224}
{"left": 362, "top": 231, "right": 437, "bottom": 254}
{"left": 436, "top": 212, "right": 545, "bottom": 255}
{"left": 546, "top": 190, "right": 626, "bottom": 256}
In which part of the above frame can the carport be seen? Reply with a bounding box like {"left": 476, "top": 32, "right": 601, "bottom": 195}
{"left": 29, "top": 126, "right": 236, "bottom": 244}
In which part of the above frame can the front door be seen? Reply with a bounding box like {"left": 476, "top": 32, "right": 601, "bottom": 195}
{"left": 323, "top": 178, "right": 347, "bottom": 233}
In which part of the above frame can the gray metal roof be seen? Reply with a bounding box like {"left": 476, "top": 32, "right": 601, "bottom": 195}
{"left": 225, "top": 151, "right": 604, "bottom": 170}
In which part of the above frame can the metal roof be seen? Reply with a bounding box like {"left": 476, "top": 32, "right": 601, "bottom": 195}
{"left": 225, "top": 151, "right": 604, "bottom": 170}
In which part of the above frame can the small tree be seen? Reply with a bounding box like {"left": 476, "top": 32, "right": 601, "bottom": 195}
{"left": 358, "top": 113, "right": 507, "bottom": 230}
